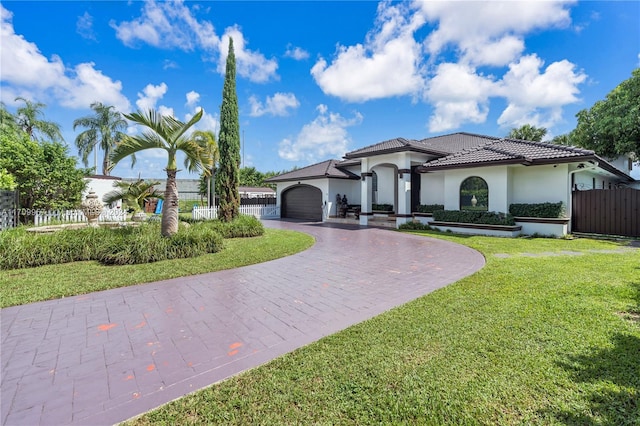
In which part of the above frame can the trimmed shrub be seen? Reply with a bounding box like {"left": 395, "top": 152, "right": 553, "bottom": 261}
{"left": 399, "top": 221, "right": 432, "bottom": 231}
{"left": 433, "top": 210, "right": 516, "bottom": 226}
{"left": 509, "top": 202, "right": 564, "bottom": 218}
{"left": 415, "top": 204, "right": 444, "bottom": 213}
{"left": 372, "top": 203, "right": 393, "bottom": 212}
{"left": 209, "top": 214, "right": 265, "bottom": 238}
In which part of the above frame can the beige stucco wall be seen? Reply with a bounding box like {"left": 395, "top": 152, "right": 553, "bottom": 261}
{"left": 372, "top": 166, "right": 395, "bottom": 205}
{"left": 509, "top": 164, "right": 569, "bottom": 206}
{"left": 420, "top": 172, "right": 445, "bottom": 205}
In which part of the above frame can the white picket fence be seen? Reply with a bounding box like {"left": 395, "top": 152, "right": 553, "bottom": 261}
{"left": 192, "top": 205, "right": 280, "bottom": 220}
{"left": 33, "top": 208, "right": 129, "bottom": 226}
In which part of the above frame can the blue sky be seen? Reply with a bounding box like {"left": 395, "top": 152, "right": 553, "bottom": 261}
{"left": 2, "top": 1, "right": 639, "bottom": 179}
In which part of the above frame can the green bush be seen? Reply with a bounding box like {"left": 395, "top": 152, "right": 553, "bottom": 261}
{"left": 415, "top": 204, "right": 444, "bottom": 213}
{"left": 0, "top": 227, "right": 100, "bottom": 269}
{"left": 399, "top": 221, "right": 432, "bottom": 231}
{"left": 433, "top": 210, "right": 516, "bottom": 226}
{"left": 0, "top": 221, "right": 227, "bottom": 269}
{"left": 372, "top": 203, "right": 393, "bottom": 212}
{"left": 209, "top": 215, "right": 265, "bottom": 238}
{"left": 509, "top": 202, "right": 564, "bottom": 218}
{"left": 96, "top": 222, "right": 224, "bottom": 265}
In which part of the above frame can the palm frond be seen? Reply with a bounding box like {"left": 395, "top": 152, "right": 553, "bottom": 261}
{"left": 110, "top": 135, "right": 165, "bottom": 170}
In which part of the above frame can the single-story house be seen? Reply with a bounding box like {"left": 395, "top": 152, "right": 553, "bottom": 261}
{"left": 266, "top": 132, "right": 636, "bottom": 236}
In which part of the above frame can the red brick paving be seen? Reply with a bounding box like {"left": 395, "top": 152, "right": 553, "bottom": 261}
{"left": 1, "top": 220, "right": 485, "bottom": 425}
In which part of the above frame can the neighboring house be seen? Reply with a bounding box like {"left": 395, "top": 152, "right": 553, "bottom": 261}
{"left": 266, "top": 132, "right": 636, "bottom": 236}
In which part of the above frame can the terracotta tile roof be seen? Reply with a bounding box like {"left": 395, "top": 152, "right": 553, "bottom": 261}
{"left": 344, "top": 137, "right": 416, "bottom": 158}
{"left": 343, "top": 132, "right": 499, "bottom": 158}
{"left": 420, "top": 138, "right": 596, "bottom": 170}
{"left": 265, "top": 133, "right": 633, "bottom": 182}
{"left": 265, "top": 159, "right": 360, "bottom": 182}
{"left": 417, "top": 132, "right": 500, "bottom": 154}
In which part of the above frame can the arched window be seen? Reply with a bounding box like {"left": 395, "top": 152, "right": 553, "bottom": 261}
{"left": 371, "top": 171, "right": 378, "bottom": 204}
{"left": 460, "top": 176, "right": 488, "bottom": 211}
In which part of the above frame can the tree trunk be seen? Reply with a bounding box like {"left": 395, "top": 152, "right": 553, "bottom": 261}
{"left": 161, "top": 169, "right": 179, "bottom": 237}
{"left": 102, "top": 156, "right": 110, "bottom": 176}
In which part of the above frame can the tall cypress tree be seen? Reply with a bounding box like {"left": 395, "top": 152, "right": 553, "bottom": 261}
{"left": 217, "top": 38, "right": 241, "bottom": 222}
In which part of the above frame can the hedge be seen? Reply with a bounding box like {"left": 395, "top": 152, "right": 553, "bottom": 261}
{"left": 415, "top": 204, "right": 444, "bottom": 213}
{"left": 433, "top": 210, "right": 516, "bottom": 226}
{"left": 508, "top": 202, "right": 564, "bottom": 218}
{"left": 372, "top": 203, "right": 393, "bottom": 212}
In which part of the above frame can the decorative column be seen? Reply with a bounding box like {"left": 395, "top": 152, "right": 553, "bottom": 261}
{"left": 81, "top": 190, "right": 103, "bottom": 228}
{"left": 396, "top": 168, "right": 412, "bottom": 226}
{"left": 360, "top": 172, "right": 373, "bottom": 226}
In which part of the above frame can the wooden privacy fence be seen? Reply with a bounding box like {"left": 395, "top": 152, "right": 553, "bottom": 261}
{"left": 572, "top": 188, "right": 639, "bottom": 237}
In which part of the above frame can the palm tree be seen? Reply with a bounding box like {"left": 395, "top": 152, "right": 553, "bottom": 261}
{"left": 73, "top": 102, "right": 127, "bottom": 175}
{"left": 192, "top": 130, "right": 219, "bottom": 207}
{"left": 103, "top": 178, "right": 162, "bottom": 216}
{"left": 14, "top": 97, "right": 63, "bottom": 142}
{"left": 109, "top": 108, "right": 211, "bottom": 237}
{"left": 507, "top": 124, "right": 548, "bottom": 142}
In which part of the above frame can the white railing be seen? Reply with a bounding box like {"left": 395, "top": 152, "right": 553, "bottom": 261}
{"left": 192, "top": 205, "right": 280, "bottom": 220}
{"left": 33, "top": 208, "right": 129, "bottom": 226}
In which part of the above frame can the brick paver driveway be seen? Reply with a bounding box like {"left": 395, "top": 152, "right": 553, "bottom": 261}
{"left": 1, "top": 220, "right": 484, "bottom": 425}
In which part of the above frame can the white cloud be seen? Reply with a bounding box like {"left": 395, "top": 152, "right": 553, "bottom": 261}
{"left": 136, "top": 82, "right": 168, "bottom": 111}
{"left": 163, "top": 59, "right": 179, "bottom": 70}
{"left": 311, "top": 1, "right": 425, "bottom": 102}
{"left": 158, "top": 105, "right": 174, "bottom": 118}
{"left": 112, "top": 0, "right": 278, "bottom": 83}
{"left": 111, "top": 0, "right": 209, "bottom": 50}
{"left": 0, "top": 5, "right": 130, "bottom": 111}
{"left": 496, "top": 54, "right": 586, "bottom": 128}
{"left": 76, "top": 11, "right": 96, "bottom": 41}
{"left": 217, "top": 28, "right": 278, "bottom": 83}
{"left": 249, "top": 92, "right": 300, "bottom": 117}
{"left": 56, "top": 63, "right": 131, "bottom": 112}
{"left": 426, "top": 63, "right": 496, "bottom": 132}
{"left": 185, "top": 106, "right": 218, "bottom": 134}
{"left": 185, "top": 90, "right": 200, "bottom": 107}
{"left": 284, "top": 44, "right": 309, "bottom": 60}
{"left": 308, "top": 1, "right": 584, "bottom": 131}
{"left": 417, "top": 0, "right": 575, "bottom": 66}
{"left": 278, "top": 104, "right": 363, "bottom": 163}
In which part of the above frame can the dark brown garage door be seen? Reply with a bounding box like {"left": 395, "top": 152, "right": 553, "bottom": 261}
{"left": 282, "top": 185, "right": 322, "bottom": 221}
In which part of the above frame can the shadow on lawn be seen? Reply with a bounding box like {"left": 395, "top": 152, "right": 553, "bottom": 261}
{"left": 549, "top": 282, "right": 640, "bottom": 425}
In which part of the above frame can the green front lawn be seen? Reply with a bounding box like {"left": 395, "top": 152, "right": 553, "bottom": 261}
{"left": 0, "top": 228, "right": 314, "bottom": 308}
{"left": 127, "top": 232, "right": 639, "bottom": 425}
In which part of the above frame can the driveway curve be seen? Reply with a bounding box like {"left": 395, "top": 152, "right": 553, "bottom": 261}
{"left": 1, "top": 220, "right": 484, "bottom": 426}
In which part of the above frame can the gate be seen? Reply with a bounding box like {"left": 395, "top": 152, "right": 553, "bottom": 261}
{"left": 572, "top": 188, "right": 640, "bottom": 237}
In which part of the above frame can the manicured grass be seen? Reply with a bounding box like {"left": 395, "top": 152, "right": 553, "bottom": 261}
{"left": 0, "top": 228, "right": 314, "bottom": 308}
{"left": 127, "top": 232, "right": 639, "bottom": 425}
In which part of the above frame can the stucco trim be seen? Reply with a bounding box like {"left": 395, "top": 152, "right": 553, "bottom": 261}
{"left": 513, "top": 217, "right": 570, "bottom": 224}
{"left": 431, "top": 221, "right": 523, "bottom": 231}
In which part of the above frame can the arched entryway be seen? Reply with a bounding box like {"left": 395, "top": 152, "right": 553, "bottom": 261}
{"left": 370, "top": 164, "right": 398, "bottom": 211}
{"left": 281, "top": 185, "right": 323, "bottom": 221}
